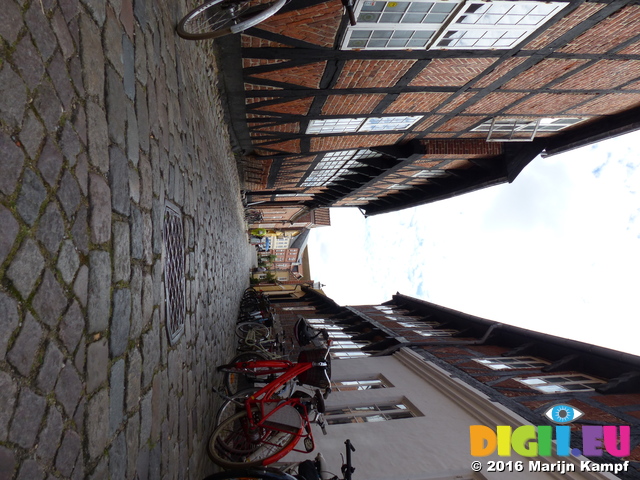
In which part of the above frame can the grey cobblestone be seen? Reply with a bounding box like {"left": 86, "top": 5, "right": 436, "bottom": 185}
{"left": 33, "top": 270, "right": 68, "bottom": 327}
{"left": 111, "top": 288, "right": 131, "bottom": 357}
{"left": 88, "top": 250, "right": 111, "bottom": 332}
{"left": 57, "top": 240, "right": 81, "bottom": 285}
{"left": 36, "top": 342, "right": 65, "bottom": 393}
{"left": 0, "top": 206, "right": 18, "bottom": 267}
{"left": 37, "top": 202, "right": 65, "bottom": 254}
{"left": 36, "top": 406, "right": 64, "bottom": 464}
{"left": 17, "top": 169, "right": 47, "bottom": 226}
{"left": 9, "top": 388, "right": 47, "bottom": 449}
{"left": 2, "top": 0, "right": 254, "bottom": 477}
{"left": 87, "top": 338, "right": 108, "bottom": 394}
{"left": 7, "top": 238, "right": 45, "bottom": 298}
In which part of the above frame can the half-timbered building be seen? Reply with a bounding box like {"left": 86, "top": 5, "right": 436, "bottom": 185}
{"left": 219, "top": 0, "right": 640, "bottom": 216}
{"left": 258, "top": 287, "right": 640, "bottom": 478}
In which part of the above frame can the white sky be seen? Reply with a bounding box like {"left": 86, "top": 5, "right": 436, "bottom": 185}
{"left": 308, "top": 130, "right": 640, "bottom": 356}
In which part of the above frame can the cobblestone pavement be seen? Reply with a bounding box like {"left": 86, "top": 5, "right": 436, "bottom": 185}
{"left": 0, "top": 0, "right": 254, "bottom": 478}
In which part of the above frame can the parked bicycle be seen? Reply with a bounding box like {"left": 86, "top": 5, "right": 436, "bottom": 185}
{"left": 209, "top": 346, "right": 332, "bottom": 468}
{"left": 177, "top": 0, "right": 357, "bottom": 40}
{"left": 204, "top": 439, "right": 356, "bottom": 480}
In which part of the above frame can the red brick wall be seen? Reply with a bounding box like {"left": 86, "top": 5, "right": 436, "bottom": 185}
{"left": 253, "top": 97, "right": 314, "bottom": 115}
{"left": 256, "top": 1, "right": 344, "bottom": 47}
{"left": 255, "top": 139, "right": 301, "bottom": 154}
{"left": 252, "top": 122, "right": 300, "bottom": 134}
{"left": 566, "top": 93, "right": 640, "bottom": 115}
{"left": 559, "top": 5, "right": 640, "bottom": 54}
{"left": 310, "top": 134, "right": 404, "bottom": 152}
{"left": 523, "top": 3, "right": 606, "bottom": 50}
{"left": 335, "top": 60, "right": 417, "bottom": 89}
{"left": 241, "top": 34, "right": 292, "bottom": 48}
{"left": 553, "top": 59, "right": 640, "bottom": 90}
{"left": 409, "top": 58, "right": 498, "bottom": 87}
{"left": 435, "top": 116, "right": 484, "bottom": 133}
{"left": 504, "top": 93, "right": 598, "bottom": 115}
{"left": 501, "top": 58, "right": 590, "bottom": 90}
{"left": 251, "top": 62, "right": 327, "bottom": 89}
{"left": 418, "top": 139, "right": 502, "bottom": 156}
{"left": 384, "top": 92, "right": 453, "bottom": 114}
{"left": 436, "top": 92, "right": 475, "bottom": 114}
{"left": 321, "top": 94, "right": 386, "bottom": 115}
{"left": 463, "top": 92, "right": 528, "bottom": 115}
{"left": 471, "top": 57, "right": 528, "bottom": 89}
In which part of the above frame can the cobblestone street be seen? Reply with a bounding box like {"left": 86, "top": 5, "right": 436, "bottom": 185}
{"left": 0, "top": 0, "right": 253, "bottom": 478}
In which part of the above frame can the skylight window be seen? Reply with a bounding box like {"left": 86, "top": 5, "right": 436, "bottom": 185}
{"left": 302, "top": 149, "right": 380, "bottom": 186}
{"left": 474, "top": 117, "right": 584, "bottom": 141}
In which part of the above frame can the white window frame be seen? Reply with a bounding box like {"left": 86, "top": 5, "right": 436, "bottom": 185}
{"left": 306, "top": 116, "right": 422, "bottom": 135}
{"left": 342, "top": 0, "right": 568, "bottom": 51}
{"left": 302, "top": 149, "right": 379, "bottom": 187}
{"left": 474, "top": 356, "right": 549, "bottom": 370}
{"left": 415, "top": 329, "right": 459, "bottom": 337}
{"left": 342, "top": 0, "right": 462, "bottom": 50}
{"left": 514, "top": 374, "right": 605, "bottom": 394}
{"left": 325, "top": 400, "right": 416, "bottom": 424}
{"left": 431, "top": 1, "right": 568, "bottom": 49}
{"left": 331, "top": 376, "right": 393, "bottom": 391}
{"left": 473, "top": 117, "right": 585, "bottom": 142}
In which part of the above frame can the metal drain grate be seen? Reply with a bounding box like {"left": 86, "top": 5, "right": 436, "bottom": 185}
{"left": 163, "top": 201, "right": 185, "bottom": 345}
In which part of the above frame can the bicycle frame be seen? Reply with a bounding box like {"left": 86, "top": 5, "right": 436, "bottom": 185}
{"left": 232, "top": 359, "right": 328, "bottom": 462}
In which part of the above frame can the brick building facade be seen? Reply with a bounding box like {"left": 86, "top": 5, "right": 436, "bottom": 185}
{"left": 260, "top": 288, "right": 640, "bottom": 478}
{"left": 220, "top": 0, "right": 640, "bottom": 215}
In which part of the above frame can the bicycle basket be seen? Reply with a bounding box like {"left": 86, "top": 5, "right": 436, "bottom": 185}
{"left": 296, "top": 348, "right": 331, "bottom": 388}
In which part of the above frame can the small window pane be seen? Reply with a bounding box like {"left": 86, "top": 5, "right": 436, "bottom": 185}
{"left": 362, "top": 1, "right": 385, "bottom": 11}
{"left": 380, "top": 13, "right": 403, "bottom": 22}
{"left": 409, "top": 2, "right": 434, "bottom": 12}
{"left": 358, "top": 12, "right": 381, "bottom": 21}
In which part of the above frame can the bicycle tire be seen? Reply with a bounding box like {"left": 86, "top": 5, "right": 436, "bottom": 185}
{"left": 203, "top": 467, "right": 297, "bottom": 480}
{"left": 177, "top": 0, "right": 278, "bottom": 40}
{"left": 215, "top": 386, "right": 261, "bottom": 426}
{"left": 236, "top": 322, "right": 270, "bottom": 340}
{"left": 221, "top": 352, "right": 272, "bottom": 393}
{"left": 208, "top": 407, "right": 300, "bottom": 468}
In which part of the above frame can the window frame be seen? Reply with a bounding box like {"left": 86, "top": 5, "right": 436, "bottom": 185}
{"left": 306, "top": 116, "right": 423, "bottom": 135}
{"left": 331, "top": 375, "right": 393, "bottom": 391}
{"left": 325, "top": 400, "right": 417, "bottom": 424}
{"left": 474, "top": 356, "right": 550, "bottom": 370}
{"left": 514, "top": 374, "right": 605, "bottom": 394}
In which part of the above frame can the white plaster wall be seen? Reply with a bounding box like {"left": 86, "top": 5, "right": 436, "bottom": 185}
{"left": 283, "top": 352, "right": 616, "bottom": 480}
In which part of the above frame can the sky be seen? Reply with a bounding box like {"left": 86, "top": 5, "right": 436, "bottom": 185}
{"left": 307, "top": 130, "right": 640, "bottom": 355}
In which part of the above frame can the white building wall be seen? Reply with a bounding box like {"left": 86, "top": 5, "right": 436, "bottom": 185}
{"left": 284, "top": 349, "right": 617, "bottom": 480}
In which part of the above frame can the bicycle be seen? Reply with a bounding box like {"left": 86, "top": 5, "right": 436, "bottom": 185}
{"left": 203, "top": 439, "right": 356, "bottom": 480}
{"left": 209, "top": 346, "right": 332, "bottom": 468}
{"left": 176, "top": 0, "right": 357, "bottom": 40}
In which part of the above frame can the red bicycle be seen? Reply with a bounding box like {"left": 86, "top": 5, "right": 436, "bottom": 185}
{"left": 209, "top": 347, "right": 331, "bottom": 468}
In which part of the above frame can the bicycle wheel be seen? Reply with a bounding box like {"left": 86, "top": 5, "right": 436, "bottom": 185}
{"left": 216, "top": 386, "right": 260, "bottom": 426}
{"left": 236, "top": 322, "right": 270, "bottom": 340}
{"left": 203, "top": 467, "right": 297, "bottom": 480}
{"left": 208, "top": 406, "right": 301, "bottom": 468}
{"left": 220, "top": 354, "right": 278, "bottom": 394}
{"left": 177, "top": 0, "right": 279, "bottom": 40}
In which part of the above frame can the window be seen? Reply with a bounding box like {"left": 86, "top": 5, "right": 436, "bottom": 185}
{"left": 302, "top": 149, "right": 379, "bottom": 186}
{"left": 306, "top": 116, "right": 422, "bottom": 134}
{"left": 474, "top": 117, "right": 584, "bottom": 141}
{"left": 277, "top": 276, "right": 289, "bottom": 281}
{"left": 515, "top": 375, "right": 605, "bottom": 394}
{"left": 387, "top": 184, "right": 414, "bottom": 190}
{"left": 396, "top": 320, "right": 440, "bottom": 328}
{"left": 331, "top": 377, "right": 392, "bottom": 391}
{"left": 415, "top": 329, "right": 458, "bottom": 336}
{"left": 333, "top": 351, "right": 371, "bottom": 359}
{"left": 412, "top": 169, "right": 449, "bottom": 178}
{"left": 432, "top": 1, "right": 567, "bottom": 49}
{"left": 474, "top": 356, "right": 549, "bottom": 370}
{"left": 343, "top": 0, "right": 567, "bottom": 50}
{"left": 343, "top": 0, "right": 460, "bottom": 49}
{"left": 325, "top": 402, "right": 415, "bottom": 424}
